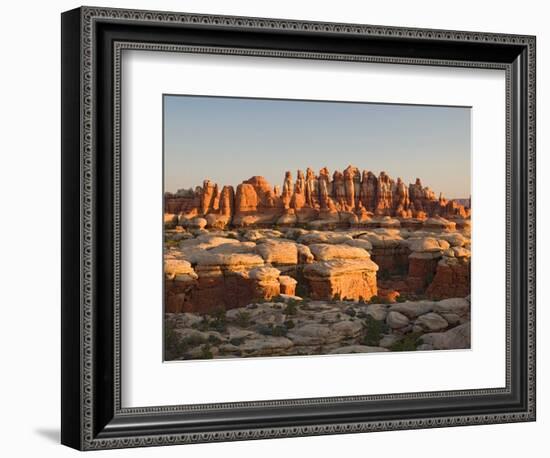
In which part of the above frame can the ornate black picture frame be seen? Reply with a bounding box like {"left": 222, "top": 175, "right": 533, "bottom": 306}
{"left": 61, "top": 6, "right": 536, "bottom": 450}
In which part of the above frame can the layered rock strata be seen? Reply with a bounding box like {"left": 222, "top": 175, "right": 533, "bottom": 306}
{"left": 165, "top": 224, "right": 470, "bottom": 314}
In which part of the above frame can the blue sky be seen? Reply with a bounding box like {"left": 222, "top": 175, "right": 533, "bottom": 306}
{"left": 164, "top": 95, "right": 471, "bottom": 199}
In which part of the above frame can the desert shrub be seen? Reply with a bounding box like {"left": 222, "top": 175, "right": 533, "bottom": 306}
{"left": 368, "top": 295, "right": 381, "bottom": 304}
{"left": 164, "top": 321, "right": 184, "bottom": 360}
{"left": 191, "top": 317, "right": 209, "bottom": 331}
{"left": 284, "top": 299, "right": 299, "bottom": 316}
{"left": 207, "top": 334, "right": 222, "bottom": 345}
{"left": 230, "top": 337, "right": 245, "bottom": 346}
{"left": 209, "top": 307, "right": 227, "bottom": 332}
{"left": 396, "top": 293, "right": 409, "bottom": 303}
{"left": 183, "top": 333, "right": 207, "bottom": 347}
{"left": 191, "top": 309, "right": 227, "bottom": 333}
{"left": 283, "top": 319, "right": 295, "bottom": 329}
{"left": 212, "top": 307, "right": 226, "bottom": 323}
{"left": 234, "top": 310, "right": 252, "bottom": 328}
{"left": 257, "top": 324, "right": 274, "bottom": 336}
{"left": 272, "top": 325, "right": 288, "bottom": 337}
{"left": 199, "top": 344, "right": 214, "bottom": 359}
{"left": 344, "top": 307, "right": 356, "bottom": 317}
{"left": 389, "top": 332, "right": 423, "bottom": 352}
{"left": 362, "top": 315, "right": 389, "bottom": 346}
{"left": 164, "top": 322, "right": 215, "bottom": 360}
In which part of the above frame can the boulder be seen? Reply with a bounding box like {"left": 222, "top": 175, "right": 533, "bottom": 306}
{"left": 164, "top": 259, "right": 195, "bottom": 280}
{"left": 415, "top": 312, "right": 449, "bottom": 332}
{"left": 332, "top": 320, "right": 363, "bottom": 337}
{"left": 194, "top": 252, "right": 264, "bottom": 271}
{"left": 255, "top": 239, "right": 298, "bottom": 265}
{"left": 205, "top": 213, "right": 230, "bottom": 230}
{"left": 329, "top": 345, "right": 389, "bottom": 354}
{"left": 296, "top": 244, "right": 315, "bottom": 264}
{"left": 386, "top": 311, "right": 410, "bottom": 329}
{"left": 421, "top": 323, "right": 470, "bottom": 349}
{"left": 297, "top": 232, "right": 353, "bottom": 245}
{"left": 308, "top": 243, "right": 370, "bottom": 261}
{"left": 239, "top": 336, "right": 294, "bottom": 355}
{"left": 287, "top": 324, "right": 334, "bottom": 346}
{"left": 344, "top": 238, "right": 373, "bottom": 251}
{"left": 365, "top": 303, "right": 389, "bottom": 321}
{"left": 279, "top": 275, "right": 297, "bottom": 295}
{"left": 423, "top": 217, "right": 456, "bottom": 231}
{"left": 304, "top": 259, "right": 378, "bottom": 301}
{"left": 208, "top": 241, "right": 256, "bottom": 255}
{"left": 432, "top": 297, "right": 470, "bottom": 316}
{"left": 187, "top": 217, "right": 207, "bottom": 230}
{"left": 389, "top": 301, "right": 435, "bottom": 319}
{"left": 408, "top": 237, "right": 450, "bottom": 253}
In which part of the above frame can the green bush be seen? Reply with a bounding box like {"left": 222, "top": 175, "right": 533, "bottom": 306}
{"left": 234, "top": 310, "right": 251, "bottom": 328}
{"left": 229, "top": 337, "right": 245, "bottom": 346}
{"left": 272, "top": 325, "right": 288, "bottom": 337}
{"left": 284, "top": 299, "right": 299, "bottom": 316}
{"left": 389, "top": 332, "right": 423, "bottom": 352}
{"left": 184, "top": 333, "right": 207, "bottom": 347}
{"left": 207, "top": 334, "right": 222, "bottom": 345}
{"left": 164, "top": 321, "right": 183, "bottom": 360}
{"left": 362, "top": 315, "right": 389, "bottom": 346}
{"left": 257, "top": 324, "right": 274, "bottom": 336}
{"left": 199, "top": 344, "right": 214, "bottom": 359}
{"left": 283, "top": 319, "right": 295, "bottom": 329}
{"left": 164, "top": 321, "right": 212, "bottom": 360}
{"left": 208, "top": 307, "right": 227, "bottom": 332}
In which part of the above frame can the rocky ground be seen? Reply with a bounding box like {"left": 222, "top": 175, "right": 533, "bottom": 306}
{"left": 164, "top": 219, "right": 471, "bottom": 360}
{"left": 165, "top": 296, "right": 470, "bottom": 360}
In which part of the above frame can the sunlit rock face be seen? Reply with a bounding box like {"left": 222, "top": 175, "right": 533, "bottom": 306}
{"left": 163, "top": 167, "right": 471, "bottom": 358}
{"left": 164, "top": 224, "right": 471, "bottom": 314}
{"left": 165, "top": 167, "right": 470, "bottom": 230}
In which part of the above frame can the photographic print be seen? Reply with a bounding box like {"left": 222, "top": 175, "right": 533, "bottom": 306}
{"left": 163, "top": 95, "right": 472, "bottom": 361}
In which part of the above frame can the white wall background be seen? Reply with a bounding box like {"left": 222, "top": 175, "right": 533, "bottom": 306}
{"left": 0, "top": 0, "right": 546, "bottom": 456}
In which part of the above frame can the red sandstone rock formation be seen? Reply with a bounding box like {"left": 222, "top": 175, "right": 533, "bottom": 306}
{"left": 426, "top": 257, "right": 470, "bottom": 299}
{"left": 279, "top": 275, "right": 297, "bottom": 295}
{"left": 304, "top": 259, "right": 378, "bottom": 301}
{"left": 165, "top": 167, "right": 470, "bottom": 228}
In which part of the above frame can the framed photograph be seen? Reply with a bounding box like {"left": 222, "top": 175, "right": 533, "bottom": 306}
{"left": 61, "top": 6, "right": 536, "bottom": 450}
